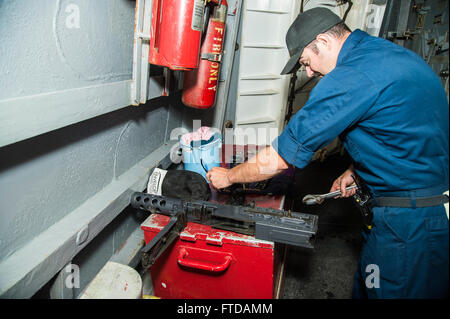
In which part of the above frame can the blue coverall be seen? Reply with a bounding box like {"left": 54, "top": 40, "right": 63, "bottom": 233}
{"left": 273, "top": 29, "right": 449, "bottom": 298}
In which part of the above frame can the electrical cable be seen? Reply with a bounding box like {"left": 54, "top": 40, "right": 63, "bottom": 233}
{"left": 342, "top": 1, "right": 353, "bottom": 22}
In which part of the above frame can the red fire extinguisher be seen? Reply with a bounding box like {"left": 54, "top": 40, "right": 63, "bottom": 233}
{"left": 149, "top": 0, "right": 205, "bottom": 70}
{"left": 182, "top": 0, "right": 228, "bottom": 109}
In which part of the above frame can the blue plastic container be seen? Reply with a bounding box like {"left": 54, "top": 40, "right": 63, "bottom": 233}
{"left": 180, "top": 132, "right": 222, "bottom": 181}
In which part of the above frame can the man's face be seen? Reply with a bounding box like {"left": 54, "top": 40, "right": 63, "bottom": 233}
{"left": 299, "top": 46, "right": 325, "bottom": 78}
{"left": 299, "top": 33, "right": 344, "bottom": 78}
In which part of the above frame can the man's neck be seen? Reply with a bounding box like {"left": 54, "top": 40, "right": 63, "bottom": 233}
{"left": 337, "top": 31, "right": 352, "bottom": 52}
{"left": 330, "top": 31, "right": 352, "bottom": 69}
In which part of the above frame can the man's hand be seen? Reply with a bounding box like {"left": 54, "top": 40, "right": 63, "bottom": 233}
{"left": 330, "top": 165, "right": 357, "bottom": 198}
{"left": 206, "top": 167, "right": 232, "bottom": 189}
{"left": 206, "top": 146, "right": 289, "bottom": 189}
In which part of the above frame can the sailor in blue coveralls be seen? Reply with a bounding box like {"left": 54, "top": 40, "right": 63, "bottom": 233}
{"left": 206, "top": 8, "right": 449, "bottom": 298}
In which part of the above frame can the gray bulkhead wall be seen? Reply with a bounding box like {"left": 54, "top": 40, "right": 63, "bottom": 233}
{"left": 0, "top": 0, "right": 185, "bottom": 297}
{"left": 379, "top": 0, "right": 448, "bottom": 94}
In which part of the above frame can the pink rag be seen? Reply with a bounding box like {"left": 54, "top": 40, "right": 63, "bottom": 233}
{"left": 181, "top": 126, "right": 213, "bottom": 146}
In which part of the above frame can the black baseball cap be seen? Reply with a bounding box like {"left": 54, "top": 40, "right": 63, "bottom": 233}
{"left": 281, "top": 7, "right": 343, "bottom": 75}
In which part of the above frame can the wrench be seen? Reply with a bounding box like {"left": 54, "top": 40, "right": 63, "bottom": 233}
{"left": 302, "top": 185, "right": 357, "bottom": 205}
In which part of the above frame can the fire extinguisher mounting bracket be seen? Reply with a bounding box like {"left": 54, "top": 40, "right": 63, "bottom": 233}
{"left": 201, "top": 53, "right": 223, "bottom": 62}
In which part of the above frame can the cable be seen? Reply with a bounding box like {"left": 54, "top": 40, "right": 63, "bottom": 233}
{"left": 342, "top": 1, "right": 353, "bottom": 21}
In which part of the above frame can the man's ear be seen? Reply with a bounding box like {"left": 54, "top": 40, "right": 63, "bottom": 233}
{"left": 315, "top": 33, "right": 332, "bottom": 50}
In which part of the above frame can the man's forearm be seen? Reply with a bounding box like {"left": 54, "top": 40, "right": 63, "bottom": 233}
{"left": 227, "top": 146, "right": 289, "bottom": 184}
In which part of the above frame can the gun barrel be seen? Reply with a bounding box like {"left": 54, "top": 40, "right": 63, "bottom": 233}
{"left": 131, "top": 192, "right": 183, "bottom": 216}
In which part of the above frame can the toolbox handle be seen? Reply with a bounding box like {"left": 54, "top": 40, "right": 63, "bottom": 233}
{"left": 177, "top": 247, "right": 232, "bottom": 273}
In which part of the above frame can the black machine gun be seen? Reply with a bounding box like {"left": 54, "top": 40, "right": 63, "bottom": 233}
{"left": 131, "top": 192, "right": 318, "bottom": 273}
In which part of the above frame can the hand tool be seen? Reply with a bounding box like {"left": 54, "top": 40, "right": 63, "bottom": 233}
{"left": 302, "top": 185, "right": 357, "bottom": 205}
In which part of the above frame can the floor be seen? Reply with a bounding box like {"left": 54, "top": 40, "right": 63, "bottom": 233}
{"left": 281, "top": 152, "right": 364, "bottom": 299}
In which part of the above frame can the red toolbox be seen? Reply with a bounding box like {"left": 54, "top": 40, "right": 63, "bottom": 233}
{"left": 141, "top": 214, "right": 287, "bottom": 299}
{"left": 140, "top": 145, "right": 291, "bottom": 299}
